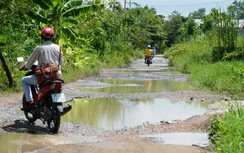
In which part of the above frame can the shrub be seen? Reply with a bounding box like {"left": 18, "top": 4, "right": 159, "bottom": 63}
{"left": 210, "top": 102, "right": 244, "bottom": 152}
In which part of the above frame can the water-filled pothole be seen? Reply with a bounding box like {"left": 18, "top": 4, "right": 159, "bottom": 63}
{"left": 140, "top": 132, "right": 209, "bottom": 147}
{"left": 81, "top": 79, "right": 192, "bottom": 93}
{"left": 62, "top": 98, "right": 206, "bottom": 130}
{"left": 0, "top": 132, "right": 99, "bottom": 153}
{"left": 0, "top": 132, "right": 49, "bottom": 153}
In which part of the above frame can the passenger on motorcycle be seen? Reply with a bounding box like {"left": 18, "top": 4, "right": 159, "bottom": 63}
{"left": 144, "top": 45, "right": 152, "bottom": 63}
{"left": 20, "top": 27, "right": 63, "bottom": 110}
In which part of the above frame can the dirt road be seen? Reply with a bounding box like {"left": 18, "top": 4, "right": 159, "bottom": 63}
{"left": 0, "top": 55, "right": 224, "bottom": 153}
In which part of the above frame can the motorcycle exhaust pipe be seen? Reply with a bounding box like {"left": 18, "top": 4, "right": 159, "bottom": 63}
{"left": 61, "top": 104, "right": 72, "bottom": 116}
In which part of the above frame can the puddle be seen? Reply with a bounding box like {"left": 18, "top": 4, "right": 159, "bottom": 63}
{"left": 102, "top": 68, "right": 180, "bottom": 73}
{"left": 82, "top": 79, "right": 192, "bottom": 93}
{"left": 62, "top": 98, "right": 206, "bottom": 130}
{"left": 140, "top": 132, "right": 209, "bottom": 147}
{"left": 0, "top": 132, "right": 49, "bottom": 153}
{"left": 0, "top": 132, "right": 99, "bottom": 153}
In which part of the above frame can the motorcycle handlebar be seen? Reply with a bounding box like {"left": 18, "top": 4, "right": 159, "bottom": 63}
{"left": 19, "top": 65, "right": 37, "bottom": 72}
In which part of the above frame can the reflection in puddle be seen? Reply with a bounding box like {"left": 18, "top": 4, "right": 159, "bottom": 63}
{"left": 81, "top": 79, "right": 192, "bottom": 93}
{"left": 0, "top": 132, "right": 49, "bottom": 153}
{"left": 141, "top": 132, "right": 209, "bottom": 147}
{"left": 0, "top": 132, "right": 99, "bottom": 153}
{"left": 62, "top": 98, "right": 206, "bottom": 130}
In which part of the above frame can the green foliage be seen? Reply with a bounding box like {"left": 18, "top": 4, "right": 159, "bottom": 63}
{"left": 0, "top": 0, "right": 161, "bottom": 91}
{"left": 164, "top": 36, "right": 212, "bottom": 73}
{"left": 163, "top": 11, "right": 183, "bottom": 47}
{"left": 179, "top": 17, "right": 200, "bottom": 42}
{"left": 222, "top": 36, "right": 244, "bottom": 60}
{"left": 163, "top": 11, "right": 200, "bottom": 48}
{"left": 76, "top": 3, "right": 162, "bottom": 62}
{"left": 210, "top": 102, "right": 244, "bottom": 152}
{"left": 28, "top": 0, "right": 104, "bottom": 41}
{"left": 126, "top": 6, "right": 164, "bottom": 51}
{"left": 188, "top": 8, "right": 206, "bottom": 19}
{"left": 189, "top": 61, "right": 244, "bottom": 97}
{"left": 206, "top": 8, "right": 239, "bottom": 61}
{"left": 228, "top": 0, "right": 244, "bottom": 18}
{"left": 164, "top": 35, "right": 244, "bottom": 97}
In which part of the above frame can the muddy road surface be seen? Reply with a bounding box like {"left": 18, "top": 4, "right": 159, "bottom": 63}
{"left": 0, "top": 55, "right": 225, "bottom": 153}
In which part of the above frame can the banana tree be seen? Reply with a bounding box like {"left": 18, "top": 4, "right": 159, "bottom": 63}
{"left": 0, "top": 49, "right": 13, "bottom": 87}
{"left": 27, "top": 0, "right": 104, "bottom": 42}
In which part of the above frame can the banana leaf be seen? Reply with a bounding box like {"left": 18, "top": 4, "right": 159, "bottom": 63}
{"left": 26, "top": 11, "right": 50, "bottom": 23}
{"left": 32, "top": 0, "right": 52, "bottom": 10}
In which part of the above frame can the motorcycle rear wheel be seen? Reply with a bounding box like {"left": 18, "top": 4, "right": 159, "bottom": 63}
{"left": 147, "top": 60, "right": 150, "bottom": 66}
{"left": 22, "top": 94, "right": 37, "bottom": 123}
{"left": 47, "top": 106, "right": 61, "bottom": 134}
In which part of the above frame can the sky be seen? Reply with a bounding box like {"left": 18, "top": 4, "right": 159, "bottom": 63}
{"left": 117, "top": 0, "right": 236, "bottom": 17}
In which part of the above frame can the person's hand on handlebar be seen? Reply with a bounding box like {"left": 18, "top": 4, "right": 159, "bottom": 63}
{"left": 19, "top": 65, "right": 27, "bottom": 71}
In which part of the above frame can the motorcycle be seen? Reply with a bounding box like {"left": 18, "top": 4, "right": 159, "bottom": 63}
{"left": 145, "top": 56, "right": 152, "bottom": 66}
{"left": 19, "top": 58, "right": 72, "bottom": 133}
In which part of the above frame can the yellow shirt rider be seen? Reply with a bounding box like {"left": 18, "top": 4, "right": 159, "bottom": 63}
{"left": 145, "top": 45, "right": 152, "bottom": 62}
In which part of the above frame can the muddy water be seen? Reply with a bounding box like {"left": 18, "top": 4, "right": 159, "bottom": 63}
{"left": 62, "top": 97, "right": 206, "bottom": 130}
{"left": 0, "top": 132, "right": 99, "bottom": 153}
{"left": 0, "top": 132, "right": 50, "bottom": 153}
{"left": 61, "top": 78, "right": 205, "bottom": 130}
{"left": 82, "top": 79, "right": 192, "bottom": 93}
{"left": 141, "top": 132, "right": 209, "bottom": 147}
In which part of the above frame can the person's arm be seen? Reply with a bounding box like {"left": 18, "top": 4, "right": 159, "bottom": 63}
{"left": 59, "top": 47, "right": 64, "bottom": 65}
{"left": 24, "top": 47, "right": 40, "bottom": 69}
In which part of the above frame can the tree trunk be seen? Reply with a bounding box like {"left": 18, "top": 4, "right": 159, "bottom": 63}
{"left": 0, "top": 49, "right": 14, "bottom": 87}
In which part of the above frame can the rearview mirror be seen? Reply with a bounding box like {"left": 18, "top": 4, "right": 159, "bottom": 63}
{"left": 17, "top": 57, "right": 24, "bottom": 62}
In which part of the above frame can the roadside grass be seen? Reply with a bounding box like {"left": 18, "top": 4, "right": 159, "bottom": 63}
{"left": 209, "top": 102, "right": 244, "bottom": 153}
{"left": 62, "top": 64, "right": 100, "bottom": 83}
{"left": 62, "top": 53, "right": 136, "bottom": 83}
{"left": 164, "top": 35, "right": 244, "bottom": 153}
{"left": 164, "top": 36, "right": 244, "bottom": 98}
{"left": 165, "top": 36, "right": 213, "bottom": 73}
{"left": 189, "top": 61, "right": 244, "bottom": 98}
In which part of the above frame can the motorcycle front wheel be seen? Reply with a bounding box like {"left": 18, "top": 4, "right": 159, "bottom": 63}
{"left": 47, "top": 106, "right": 61, "bottom": 134}
{"left": 22, "top": 94, "right": 37, "bottom": 123}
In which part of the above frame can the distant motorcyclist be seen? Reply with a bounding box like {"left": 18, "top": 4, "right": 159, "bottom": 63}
{"left": 151, "top": 46, "right": 156, "bottom": 58}
{"left": 20, "top": 27, "right": 63, "bottom": 109}
{"left": 144, "top": 45, "right": 152, "bottom": 63}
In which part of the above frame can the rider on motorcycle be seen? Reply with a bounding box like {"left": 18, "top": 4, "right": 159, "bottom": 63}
{"left": 20, "top": 27, "right": 63, "bottom": 110}
{"left": 144, "top": 45, "right": 152, "bottom": 63}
